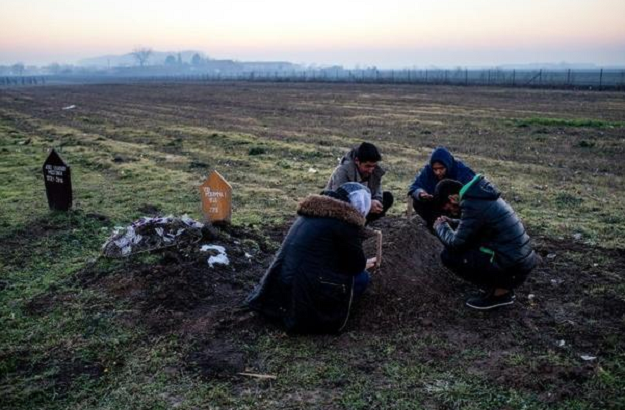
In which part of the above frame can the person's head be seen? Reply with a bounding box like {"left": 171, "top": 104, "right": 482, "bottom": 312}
{"left": 354, "top": 142, "right": 381, "bottom": 178}
{"left": 336, "top": 182, "right": 371, "bottom": 217}
{"left": 429, "top": 147, "right": 454, "bottom": 181}
{"left": 434, "top": 179, "right": 463, "bottom": 217}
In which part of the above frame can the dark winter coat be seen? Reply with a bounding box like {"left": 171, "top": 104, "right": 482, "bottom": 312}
{"left": 246, "top": 194, "right": 367, "bottom": 333}
{"left": 326, "top": 148, "right": 385, "bottom": 202}
{"left": 435, "top": 174, "right": 537, "bottom": 273}
{"left": 408, "top": 147, "right": 475, "bottom": 199}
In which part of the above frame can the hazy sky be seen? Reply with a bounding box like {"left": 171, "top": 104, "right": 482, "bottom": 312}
{"left": 1, "top": 0, "right": 624, "bottom": 67}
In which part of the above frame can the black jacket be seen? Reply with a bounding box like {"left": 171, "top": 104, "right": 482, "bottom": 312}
{"left": 436, "top": 175, "right": 537, "bottom": 273}
{"left": 246, "top": 194, "right": 366, "bottom": 333}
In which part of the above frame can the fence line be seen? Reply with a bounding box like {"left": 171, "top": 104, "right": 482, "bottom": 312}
{"left": 1, "top": 69, "right": 624, "bottom": 90}
{"left": 0, "top": 76, "right": 46, "bottom": 86}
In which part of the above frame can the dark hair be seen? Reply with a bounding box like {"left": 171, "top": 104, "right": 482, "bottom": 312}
{"left": 434, "top": 179, "right": 463, "bottom": 207}
{"left": 356, "top": 142, "right": 382, "bottom": 163}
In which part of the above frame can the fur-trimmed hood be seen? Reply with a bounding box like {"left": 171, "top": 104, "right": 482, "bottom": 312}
{"left": 297, "top": 194, "right": 365, "bottom": 227}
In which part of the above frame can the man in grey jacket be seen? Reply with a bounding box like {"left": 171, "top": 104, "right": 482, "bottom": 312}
{"left": 433, "top": 175, "right": 537, "bottom": 310}
{"left": 326, "top": 142, "right": 394, "bottom": 223}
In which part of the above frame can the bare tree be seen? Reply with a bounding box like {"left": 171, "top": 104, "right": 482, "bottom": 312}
{"left": 46, "top": 63, "right": 61, "bottom": 75}
{"left": 191, "top": 53, "right": 203, "bottom": 66}
{"left": 131, "top": 47, "right": 153, "bottom": 67}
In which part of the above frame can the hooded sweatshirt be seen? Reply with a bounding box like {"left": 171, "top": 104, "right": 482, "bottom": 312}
{"left": 435, "top": 174, "right": 537, "bottom": 273}
{"left": 408, "top": 147, "right": 475, "bottom": 200}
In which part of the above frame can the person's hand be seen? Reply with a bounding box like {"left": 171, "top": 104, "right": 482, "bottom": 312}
{"left": 419, "top": 192, "right": 434, "bottom": 201}
{"left": 370, "top": 199, "right": 383, "bottom": 214}
{"left": 366, "top": 257, "right": 377, "bottom": 269}
{"left": 433, "top": 216, "right": 447, "bottom": 228}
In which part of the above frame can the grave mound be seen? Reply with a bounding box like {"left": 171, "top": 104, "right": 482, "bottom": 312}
{"left": 87, "top": 215, "right": 461, "bottom": 334}
{"left": 353, "top": 216, "right": 462, "bottom": 330}
{"left": 81, "top": 218, "right": 280, "bottom": 333}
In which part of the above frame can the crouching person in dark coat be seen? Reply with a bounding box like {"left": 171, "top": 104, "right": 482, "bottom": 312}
{"left": 433, "top": 174, "right": 537, "bottom": 310}
{"left": 246, "top": 182, "right": 374, "bottom": 333}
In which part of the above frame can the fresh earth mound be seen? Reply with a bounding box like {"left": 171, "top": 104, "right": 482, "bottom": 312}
{"left": 78, "top": 221, "right": 281, "bottom": 333}
{"left": 86, "top": 214, "right": 455, "bottom": 335}
{"left": 353, "top": 215, "right": 459, "bottom": 330}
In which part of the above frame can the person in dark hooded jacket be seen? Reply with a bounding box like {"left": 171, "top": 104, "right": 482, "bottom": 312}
{"left": 246, "top": 182, "right": 375, "bottom": 333}
{"left": 433, "top": 174, "right": 537, "bottom": 310}
{"left": 408, "top": 147, "right": 475, "bottom": 230}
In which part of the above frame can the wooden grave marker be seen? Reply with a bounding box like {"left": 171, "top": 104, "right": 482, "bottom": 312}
{"left": 43, "top": 149, "right": 72, "bottom": 211}
{"left": 200, "top": 170, "right": 232, "bottom": 222}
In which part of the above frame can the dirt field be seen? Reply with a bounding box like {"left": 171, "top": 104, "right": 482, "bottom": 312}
{"left": 1, "top": 83, "right": 624, "bottom": 409}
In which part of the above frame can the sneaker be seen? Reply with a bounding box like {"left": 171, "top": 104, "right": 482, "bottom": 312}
{"left": 466, "top": 290, "right": 515, "bottom": 310}
{"left": 476, "top": 289, "right": 516, "bottom": 299}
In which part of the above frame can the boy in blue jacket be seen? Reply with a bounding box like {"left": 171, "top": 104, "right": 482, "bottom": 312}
{"left": 408, "top": 147, "right": 475, "bottom": 230}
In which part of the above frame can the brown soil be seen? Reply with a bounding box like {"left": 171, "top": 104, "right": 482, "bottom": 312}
{"left": 75, "top": 222, "right": 283, "bottom": 334}
{"left": 53, "top": 213, "right": 622, "bottom": 402}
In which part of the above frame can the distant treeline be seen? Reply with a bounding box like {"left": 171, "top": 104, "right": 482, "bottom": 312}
{"left": 2, "top": 69, "right": 624, "bottom": 90}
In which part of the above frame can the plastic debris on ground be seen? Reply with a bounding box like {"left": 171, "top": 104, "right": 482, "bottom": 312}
{"left": 201, "top": 244, "right": 230, "bottom": 268}
{"left": 102, "top": 214, "right": 204, "bottom": 257}
{"left": 62, "top": 105, "right": 76, "bottom": 110}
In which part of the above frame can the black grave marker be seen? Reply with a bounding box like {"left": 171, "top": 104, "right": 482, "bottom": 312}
{"left": 43, "top": 149, "right": 72, "bottom": 211}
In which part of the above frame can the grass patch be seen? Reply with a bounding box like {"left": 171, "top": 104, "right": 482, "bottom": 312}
{"left": 248, "top": 146, "right": 267, "bottom": 156}
{"left": 512, "top": 117, "right": 624, "bottom": 128}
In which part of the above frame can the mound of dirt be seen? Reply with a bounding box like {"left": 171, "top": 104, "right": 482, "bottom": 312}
{"left": 88, "top": 215, "right": 463, "bottom": 334}
{"left": 353, "top": 216, "right": 464, "bottom": 330}
{"left": 81, "top": 221, "right": 281, "bottom": 333}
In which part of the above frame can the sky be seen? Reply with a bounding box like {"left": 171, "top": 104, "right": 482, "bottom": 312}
{"left": 1, "top": 0, "right": 624, "bottom": 68}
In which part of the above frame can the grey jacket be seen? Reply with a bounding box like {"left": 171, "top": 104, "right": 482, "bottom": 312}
{"left": 325, "top": 148, "right": 385, "bottom": 202}
{"left": 435, "top": 175, "right": 537, "bottom": 273}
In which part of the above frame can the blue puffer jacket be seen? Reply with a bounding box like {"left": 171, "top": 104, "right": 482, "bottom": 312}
{"left": 408, "top": 147, "right": 475, "bottom": 199}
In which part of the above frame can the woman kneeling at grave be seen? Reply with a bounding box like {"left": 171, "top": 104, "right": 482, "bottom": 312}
{"left": 246, "top": 182, "right": 375, "bottom": 333}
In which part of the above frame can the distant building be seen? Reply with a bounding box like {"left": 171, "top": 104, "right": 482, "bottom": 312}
{"left": 239, "top": 61, "right": 301, "bottom": 72}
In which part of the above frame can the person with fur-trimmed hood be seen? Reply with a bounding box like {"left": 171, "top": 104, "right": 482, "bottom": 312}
{"left": 246, "top": 183, "right": 375, "bottom": 334}
{"left": 326, "top": 142, "right": 394, "bottom": 224}
{"left": 408, "top": 147, "right": 475, "bottom": 230}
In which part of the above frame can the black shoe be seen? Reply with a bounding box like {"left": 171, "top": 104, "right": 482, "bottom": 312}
{"left": 476, "top": 288, "right": 516, "bottom": 298}
{"left": 466, "top": 291, "right": 514, "bottom": 310}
